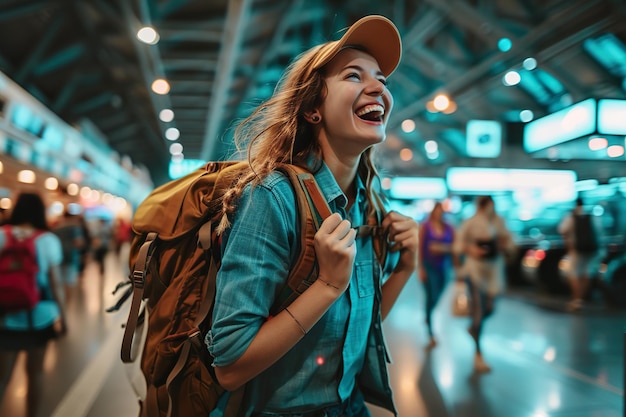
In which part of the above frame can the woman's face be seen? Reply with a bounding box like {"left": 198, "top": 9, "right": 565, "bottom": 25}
{"left": 316, "top": 48, "right": 393, "bottom": 155}
{"left": 432, "top": 204, "right": 443, "bottom": 220}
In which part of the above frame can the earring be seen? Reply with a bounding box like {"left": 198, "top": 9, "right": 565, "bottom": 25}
{"left": 312, "top": 115, "right": 320, "bottom": 122}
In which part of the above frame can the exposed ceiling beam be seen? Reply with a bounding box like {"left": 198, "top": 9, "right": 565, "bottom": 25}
{"left": 201, "top": 0, "right": 251, "bottom": 160}
{"left": 14, "top": 12, "right": 65, "bottom": 84}
{"left": 390, "top": 0, "right": 611, "bottom": 126}
{"left": 0, "top": 0, "right": 59, "bottom": 21}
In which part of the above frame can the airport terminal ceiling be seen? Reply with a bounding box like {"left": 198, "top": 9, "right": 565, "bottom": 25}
{"left": 0, "top": 0, "right": 625, "bottom": 187}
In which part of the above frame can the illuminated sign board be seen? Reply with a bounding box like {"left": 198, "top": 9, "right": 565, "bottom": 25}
{"left": 466, "top": 120, "right": 502, "bottom": 158}
{"left": 388, "top": 177, "right": 448, "bottom": 200}
{"left": 523, "top": 98, "right": 596, "bottom": 153}
{"left": 446, "top": 167, "right": 577, "bottom": 202}
{"left": 597, "top": 99, "right": 626, "bottom": 135}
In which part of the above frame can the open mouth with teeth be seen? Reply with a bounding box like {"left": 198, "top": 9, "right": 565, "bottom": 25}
{"left": 356, "top": 104, "right": 385, "bottom": 122}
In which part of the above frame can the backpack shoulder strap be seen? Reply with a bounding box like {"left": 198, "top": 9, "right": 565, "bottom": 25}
{"left": 271, "top": 164, "right": 331, "bottom": 314}
{"left": 272, "top": 165, "right": 389, "bottom": 312}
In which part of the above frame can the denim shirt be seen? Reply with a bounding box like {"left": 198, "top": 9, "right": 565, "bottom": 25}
{"left": 207, "top": 163, "right": 396, "bottom": 415}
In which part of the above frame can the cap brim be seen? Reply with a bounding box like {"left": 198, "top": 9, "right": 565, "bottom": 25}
{"left": 311, "top": 15, "right": 402, "bottom": 77}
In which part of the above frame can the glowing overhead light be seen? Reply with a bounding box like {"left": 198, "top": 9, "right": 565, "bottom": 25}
{"left": 607, "top": 145, "right": 624, "bottom": 157}
{"left": 498, "top": 37, "right": 512, "bottom": 52}
{"left": 151, "top": 78, "right": 170, "bottom": 95}
{"left": 171, "top": 153, "right": 184, "bottom": 163}
{"left": 503, "top": 70, "right": 521, "bottom": 86}
{"left": 588, "top": 136, "right": 608, "bottom": 151}
{"left": 401, "top": 119, "right": 416, "bottom": 133}
{"left": 0, "top": 198, "right": 11, "bottom": 210}
{"left": 523, "top": 57, "right": 537, "bottom": 70}
{"left": 159, "top": 109, "right": 174, "bottom": 122}
{"left": 44, "top": 177, "right": 58, "bottom": 190}
{"left": 165, "top": 127, "right": 180, "bottom": 141}
{"left": 169, "top": 142, "right": 183, "bottom": 155}
{"left": 80, "top": 186, "right": 92, "bottom": 199}
{"left": 399, "top": 148, "right": 413, "bottom": 161}
{"left": 520, "top": 110, "right": 534, "bottom": 122}
{"left": 433, "top": 94, "right": 450, "bottom": 111}
{"left": 17, "top": 170, "right": 36, "bottom": 184}
{"left": 424, "top": 140, "right": 438, "bottom": 153}
{"left": 137, "top": 26, "right": 159, "bottom": 45}
{"left": 66, "top": 183, "right": 79, "bottom": 196}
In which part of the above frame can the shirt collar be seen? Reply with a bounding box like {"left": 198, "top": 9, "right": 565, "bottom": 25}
{"left": 313, "top": 162, "right": 367, "bottom": 210}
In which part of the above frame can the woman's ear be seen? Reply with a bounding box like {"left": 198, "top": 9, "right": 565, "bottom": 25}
{"left": 304, "top": 111, "right": 321, "bottom": 124}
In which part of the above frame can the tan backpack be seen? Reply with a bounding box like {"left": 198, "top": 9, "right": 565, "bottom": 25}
{"left": 113, "top": 161, "right": 387, "bottom": 417}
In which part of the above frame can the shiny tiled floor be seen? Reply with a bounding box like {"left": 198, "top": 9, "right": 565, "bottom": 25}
{"left": 1, "top": 248, "right": 624, "bottom": 417}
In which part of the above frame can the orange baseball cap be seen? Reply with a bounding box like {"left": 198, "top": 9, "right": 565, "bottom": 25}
{"left": 311, "top": 15, "right": 402, "bottom": 77}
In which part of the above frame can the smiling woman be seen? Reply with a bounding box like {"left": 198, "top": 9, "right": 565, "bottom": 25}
{"left": 204, "top": 15, "right": 420, "bottom": 417}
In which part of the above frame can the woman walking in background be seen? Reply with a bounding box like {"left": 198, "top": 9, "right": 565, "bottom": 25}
{"left": 0, "top": 192, "right": 67, "bottom": 417}
{"left": 453, "top": 195, "right": 516, "bottom": 373}
{"left": 418, "top": 201, "right": 455, "bottom": 349}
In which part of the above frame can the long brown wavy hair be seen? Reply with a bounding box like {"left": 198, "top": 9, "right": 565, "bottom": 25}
{"left": 217, "top": 44, "right": 384, "bottom": 233}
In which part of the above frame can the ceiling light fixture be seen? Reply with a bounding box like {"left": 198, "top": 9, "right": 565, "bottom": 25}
{"left": 44, "top": 177, "right": 58, "bottom": 190}
{"left": 520, "top": 109, "right": 534, "bottom": 122}
{"left": 159, "top": 109, "right": 174, "bottom": 122}
{"left": 151, "top": 79, "right": 170, "bottom": 95}
{"left": 137, "top": 26, "right": 159, "bottom": 45}
{"left": 433, "top": 94, "right": 450, "bottom": 112}
{"left": 165, "top": 127, "right": 180, "bottom": 141}
{"left": 401, "top": 119, "right": 416, "bottom": 133}
{"left": 607, "top": 145, "right": 624, "bottom": 157}
{"left": 503, "top": 70, "right": 521, "bottom": 86}
{"left": 588, "top": 137, "right": 608, "bottom": 151}
{"left": 169, "top": 143, "right": 183, "bottom": 155}
{"left": 17, "top": 170, "right": 35, "bottom": 184}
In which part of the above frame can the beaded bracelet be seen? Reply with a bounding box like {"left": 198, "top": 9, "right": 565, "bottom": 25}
{"left": 284, "top": 307, "right": 307, "bottom": 336}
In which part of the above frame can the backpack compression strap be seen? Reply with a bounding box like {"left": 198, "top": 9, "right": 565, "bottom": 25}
{"left": 121, "top": 232, "right": 157, "bottom": 363}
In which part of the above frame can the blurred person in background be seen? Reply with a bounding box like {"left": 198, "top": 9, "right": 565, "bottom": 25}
{"left": 90, "top": 218, "right": 112, "bottom": 278}
{"left": 558, "top": 197, "right": 603, "bottom": 312}
{"left": 77, "top": 214, "right": 91, "bottom": 277}
{"left": 52, "top": 209, "right": 86, "bottom": 304}
{"left": 0, "top": 192, "right": 67, "bottom": 417}
{"left": 418, "top": 201, "right": 455, "bottom": 349}
{"left": 113, "top": 217, "right": 132, "bottom": 257}
{"left": 453, "top": 195, "right": 516, "bottom": 373}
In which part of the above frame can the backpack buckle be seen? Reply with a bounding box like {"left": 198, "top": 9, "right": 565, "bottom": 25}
{"left": 132, "top": 270, "right": 145, "bottom": 289}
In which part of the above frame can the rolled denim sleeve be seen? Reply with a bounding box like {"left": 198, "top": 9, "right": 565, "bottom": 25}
{"left": 207, "top": 173, "right": 298, "bottom": 366}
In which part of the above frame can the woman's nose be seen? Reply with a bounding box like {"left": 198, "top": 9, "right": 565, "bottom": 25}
{"left": 365, "top": 77, "right": 384, "bottom": 96}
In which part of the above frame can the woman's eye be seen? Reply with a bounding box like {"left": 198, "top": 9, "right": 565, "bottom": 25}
{"left": 379, "top": 78, "right": 388, "bottom": 86}
{"left": 346, "top": 72, "right": 361, "bottom": 80}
